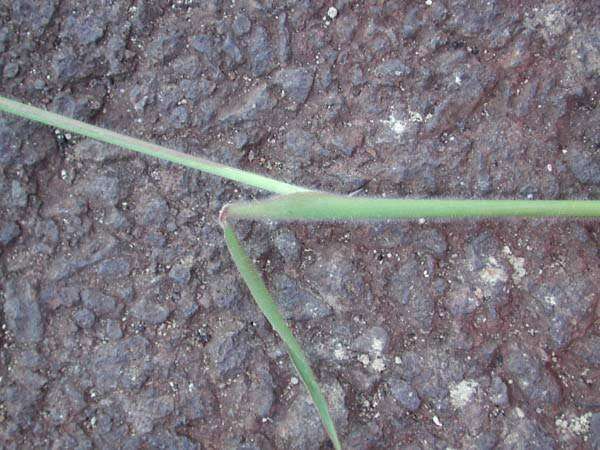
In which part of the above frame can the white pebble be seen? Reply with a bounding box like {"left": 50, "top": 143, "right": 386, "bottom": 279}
{"left": 327, "top": 6, "right": 338, "bottom": 19}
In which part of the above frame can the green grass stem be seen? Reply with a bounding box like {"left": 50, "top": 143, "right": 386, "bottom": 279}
{"left": 0, "top": 95, "right": 309, "bottom": 195}
{"left": 222, "top": 222, "right": 341, "bottom": 450}
{"left": 225, "top": 192, "right": 600, "bottom": 221}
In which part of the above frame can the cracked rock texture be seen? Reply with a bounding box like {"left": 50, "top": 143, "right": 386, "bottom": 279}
{"left": 1, "top": 1, "right": 599, "bottom": 448}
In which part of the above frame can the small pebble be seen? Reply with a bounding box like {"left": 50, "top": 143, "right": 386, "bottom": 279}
{"left": 3, "top": 62, "right": 19, "bottom": 79}
{"left": 327, "top": 7, "right": 338, "bottom": 19}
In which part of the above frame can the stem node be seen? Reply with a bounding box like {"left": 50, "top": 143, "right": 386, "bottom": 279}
{"left": 218, "top": 203, "right": 231, "bottom": 227}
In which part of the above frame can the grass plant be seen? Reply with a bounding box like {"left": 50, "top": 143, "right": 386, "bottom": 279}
{"left": 1, "top": 94, "right": 599, "bottom": 449}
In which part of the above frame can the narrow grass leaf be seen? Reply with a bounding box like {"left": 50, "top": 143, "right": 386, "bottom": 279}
{"left": 222, "top": 222, "right": 341, "bottom": 450}
{"left": 0, "top": 95, "right": 309, "bottom": 195}
{"left": 226, "top": 192, "right": 600, "bottom": 221}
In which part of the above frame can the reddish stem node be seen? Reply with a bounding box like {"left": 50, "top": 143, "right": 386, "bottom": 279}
{"left": 218, "top": 203, "right": 230, "bottom": 226}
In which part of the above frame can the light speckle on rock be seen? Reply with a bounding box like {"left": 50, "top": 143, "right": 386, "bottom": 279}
{"left": 515, "top": 407, "right": 526, "bottom": 419}
{"left": 381, "top": 114, "right": 407, "bottom": 136}
{"left": 408, "top": 110, "right": 424, "bottom": 123}
{"left": 327, "top": 7, "right": 338, "bottom": 19}
{"left": 334, "top": 345, "right": 347, "bottom": 360}
{"left": 556, "top": 412, "right": 592, "bottom": 436}
{"left": 449, "top": 379, "right": 479, "bottom": 409}
{"left": 542, "top": 295, "right": 557, "bottom": 307}
{"left": 372, "top": 337, "right": 385, "bottom": 353}
{"left": 371, "top": 356, "right": 386, "bottom": 372}
{"left": 479, "top": 257, "right": 509, "bottom": 284}
{"left": 503, "top": 246, "right": 527, "bottom": 283}
{"left": 358, "top": 354, "right": 370, "bottom": 367}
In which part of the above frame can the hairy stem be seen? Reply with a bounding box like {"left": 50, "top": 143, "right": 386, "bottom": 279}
{"left": 226, "top": 192, "right": 600, "bottom": 221}
{"left": 0, "top": 95, "right": 309, "bottom": 195}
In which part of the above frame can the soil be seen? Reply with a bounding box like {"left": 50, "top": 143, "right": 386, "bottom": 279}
{"left": 1, "top": 1, "right": 599, "bottom": 449}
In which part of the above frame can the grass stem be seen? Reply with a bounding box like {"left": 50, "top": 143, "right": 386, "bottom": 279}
{"left": 225, "top": 192, "right": 600, "bottom": 221}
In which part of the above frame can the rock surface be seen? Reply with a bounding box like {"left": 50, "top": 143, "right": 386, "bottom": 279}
{"left": 0, "top": 1, "right": 599, "bottom": 448}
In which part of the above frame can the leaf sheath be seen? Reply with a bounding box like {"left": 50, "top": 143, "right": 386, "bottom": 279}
{"left": 226, "top": 192, "right": 600, "bottom": 221}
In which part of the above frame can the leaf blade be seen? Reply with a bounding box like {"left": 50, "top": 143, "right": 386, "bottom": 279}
{"left": 0, "top": 95, "right": 308, "bottom": 195}
{"left": 222, "top": 222, "right": 341, "bottom": 450}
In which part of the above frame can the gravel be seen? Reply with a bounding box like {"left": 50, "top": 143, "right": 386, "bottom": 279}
{"left": 73, "top": 308, "right": 95, "bottom": 329}
{"left": 4, "top": 281, "right": 43, "bottom": 343}
{"left": 273, "top": 273, "right": 332, "bottom": 321}
{"left": 233, "top": 14, "right": 251, "bottom": 36}
{"left": 272, "top": 67, "right": 315, "bottom": 104}
{"left": 81, "top": 289, "right": 119, "bottom": 317}
{"left": 504, "top": 343, "right": 561, "bottom": 407}
{"left": 129, "top": 297, "right": 170, "bottom": 325}
{"left": 0, "top": 219, "right": 20, "bottom": 246}
{"left": 284, "top": 127, "right": 322, "bottom": 161}
{"left": 389, "top": 377, "right": 421, "bottom": 412}
{"left": 248, "top": 26, "right": 275, "bottom": 77}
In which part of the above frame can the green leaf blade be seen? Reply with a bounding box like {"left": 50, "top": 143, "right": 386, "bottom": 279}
{"left": 222, "top": 222, "right": 341, "bottom": 450}
{"left": 0, "top": 95, "right": 309, "bottom": 195}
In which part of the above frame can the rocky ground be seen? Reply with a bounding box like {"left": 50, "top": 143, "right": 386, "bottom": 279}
{"left": 1, "top": 0, "right": 599, "bottom": 448}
